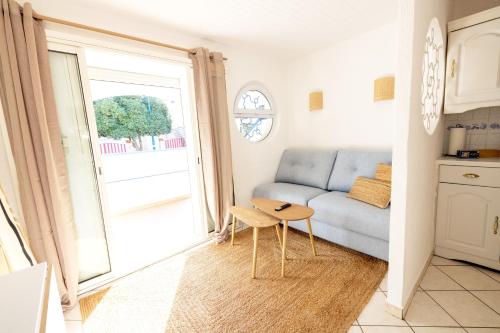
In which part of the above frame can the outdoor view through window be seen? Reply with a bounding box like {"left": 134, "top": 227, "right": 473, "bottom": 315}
{"left": 86, "top": 49, "right": 205, "bottom": 277}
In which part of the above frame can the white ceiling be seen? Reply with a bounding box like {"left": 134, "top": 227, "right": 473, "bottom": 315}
{"left": 63, "top": 0, "right": 398, "bottom": 59}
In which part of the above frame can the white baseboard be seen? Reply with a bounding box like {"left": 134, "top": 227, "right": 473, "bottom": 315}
{"left": 403, "top": 251, "right": 433, "bottom": 317}
{"left": 385, "top": 250, "right": 433, "bottom": 319}
{"left": 385, "top": 301, "right": 403, "bottom": 319}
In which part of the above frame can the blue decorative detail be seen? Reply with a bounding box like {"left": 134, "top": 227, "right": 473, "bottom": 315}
{"left": 238, "top": 118, "right": 264, "bottom": 139}
{"left": 469, "top": 123, "right": 488, "bottom": 130}
{"left": 238, "top": 90, "right": 271, "bottom": 111}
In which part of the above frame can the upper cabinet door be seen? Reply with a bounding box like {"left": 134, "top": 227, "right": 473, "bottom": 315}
{"left": 445, "top": 18, "right": 500, "bottom": 113}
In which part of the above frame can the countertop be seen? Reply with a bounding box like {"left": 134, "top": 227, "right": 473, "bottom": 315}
{"left": 437, "top": 156, "right": 500, "bottom": 167}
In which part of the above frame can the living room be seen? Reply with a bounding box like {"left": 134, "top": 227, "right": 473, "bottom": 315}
{"left": 1, "top": 0, "right": 500, "bottom": 332}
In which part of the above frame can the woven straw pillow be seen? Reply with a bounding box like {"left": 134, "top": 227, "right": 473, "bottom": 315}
{"left": 375, "top": 164, "right": 392, "bottom": 183}
{"left": 347, "top": 176, "right": 391, "bottom": 209}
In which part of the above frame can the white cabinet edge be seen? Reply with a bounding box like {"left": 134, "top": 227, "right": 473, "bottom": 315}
{"left": 437, "top": 156, "right": 500, "bottom": 167}
{"left": 444, "top": 100, "right": 500, "bottom": 114}
{"left": 448, "top": 5, "right": 500, "bottom": 32}
{"left": 0, "top": 263, "right": 65, "bottom": 333}
{"left": 0, "top": 263, "right": 47, "bottom": 333}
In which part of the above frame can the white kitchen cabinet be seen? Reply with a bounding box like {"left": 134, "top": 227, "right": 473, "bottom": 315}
{"left": 0, "top": 263, "right": 66, "bottom": 333}
{"left": 435, "top": 158, "right": 500, "bottom": 270}
{"left": 445, "top": 7, "right": 500, "bottom": 114}
{"left": 436, "top": 183, "right": 499, "bottom": 260}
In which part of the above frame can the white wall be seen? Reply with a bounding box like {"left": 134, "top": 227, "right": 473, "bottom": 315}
{"left": 285, "top": 23, "right": 396, "bottom": 150}
{"left": 8, "top": 0, "right": 289, "bottom": 210}
{"left": 225, "top": 54, "right": 288, "bottom": 205}
{"left": 388, "top": 0, "right": 453, "bottom": 312}
{"left": 5, "top": 1, "right": 397, "bottom": 226}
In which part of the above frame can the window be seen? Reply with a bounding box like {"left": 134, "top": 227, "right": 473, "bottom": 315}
{"left": 233, "top": 83, "right": 275, "bottom": 142}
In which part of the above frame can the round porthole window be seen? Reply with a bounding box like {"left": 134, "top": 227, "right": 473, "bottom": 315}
{"left": 233, "top": 83, "right": 275, "bottom": 142}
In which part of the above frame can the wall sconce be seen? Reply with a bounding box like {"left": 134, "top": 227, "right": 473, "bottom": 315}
{"left": 373, "top": 76, "right": 395, "bottom": 101}
{"left": 309, "top": 91, "right": 323, "bottom": 111}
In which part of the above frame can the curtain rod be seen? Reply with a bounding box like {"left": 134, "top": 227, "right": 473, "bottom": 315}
{"left": 30, "top": 12, "right": 227, "bottom": 60}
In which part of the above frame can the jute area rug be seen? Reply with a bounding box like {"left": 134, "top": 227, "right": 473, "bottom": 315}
{"left": 79, "top": 227, "right": 387, "bottom": 333}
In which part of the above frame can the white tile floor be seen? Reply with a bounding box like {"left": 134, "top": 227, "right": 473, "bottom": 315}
{"left": 350, "top": 256, "right": 500, "bottom": 333}
{"left": 65, "top": 255, "right": 500, "bottom": 333}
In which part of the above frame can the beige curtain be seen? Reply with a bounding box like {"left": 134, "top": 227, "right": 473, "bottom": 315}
{"left": 189, "top": 48, "right": 234, "bottom": 243}
{"left": 0, "top": 1, "right": 78, "bottom": 308}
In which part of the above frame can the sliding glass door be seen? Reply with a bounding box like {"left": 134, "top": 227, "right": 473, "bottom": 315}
{"left": 48, "top": 49, "right": 112, "bottom": 283}
{"left": 47, "top": 42, "right": 206, "bottom": 289}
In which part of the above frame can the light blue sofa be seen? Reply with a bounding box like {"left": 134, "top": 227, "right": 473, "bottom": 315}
{"left": 253, "top": 149, "right": 392, "bottom": 260}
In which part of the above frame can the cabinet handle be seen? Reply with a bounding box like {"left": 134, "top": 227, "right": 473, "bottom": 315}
{"left": 451, "top": 59, "right": 456, "bottom": 78}
{"left": 463, "top": 173, "right": 480, "bottom": 179}
{"left": 494, "top": 216, "right": 499, "bottom": 235}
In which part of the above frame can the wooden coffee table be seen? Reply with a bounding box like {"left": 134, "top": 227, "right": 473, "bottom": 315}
{"left": 229, "top": 206, "right": 280, "bottom": 278}
{"left": 251, "top": 198, "right": 317, "bottom": 277}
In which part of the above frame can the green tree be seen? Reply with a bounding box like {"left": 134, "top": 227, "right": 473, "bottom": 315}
{"left": 94, "top": 95, "right": 172, "bottom": 151}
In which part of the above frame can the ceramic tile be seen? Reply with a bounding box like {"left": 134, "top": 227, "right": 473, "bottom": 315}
{"left": 465, "top": 133, "right": 473, "bottom": 149}
{"left": 446, "top": 122, "right": 460, "bottom": 131}
{"left": 477, "top": 267, "right": 500, "bottom": 283}
{"left": 486, "top": 133, "right": 500, "bottom": 146}
{"left": 471, "top": 291, "right": 500, "bottom": 313}
{"left": 357, "top": 292, "right": 408, "bottom": 326}
{"left": 458, "top": 112, "right": 474, "bottom": 121}
{"left": 489, "top": 126, "right": 500, "bottom": 133}
{"left": 65, "top": 321, "right": 83, "bottom": 333}
{"left": 412, "top": 328, "right": 466, "bottom": 333}
{"left": 438, "top": 266, "right": 500, "bottom": 290}
{"left": 487, "top": 143, "right": 500, "bottom": 149}
{"left": 490, "top": 106, "right": 500, "bottom": 117}
{"left": 473, "top": 108, "right": 491, "bottom": 120}
{"left": 431, "top": 255, "right": 467, "bottom": 266}
{"left": 420, "top": 266, "right": 464, "bottom": 291}
{"left": 405, "top": 291, "right": 460, "bottom": 327}
{"left": 468, "top": 134, "right": 487, "bottom": 149}
{"left": 347, "top": 326, "right": 363, "bottom": 333}
{"left": 465, "top": 329, "right": 500, "bottom": 333}
{"left": 64, "top": 303, "right": 82, "bottom": 321}
{"left": 428, "top": 291, "right": 500, "bottom": 327}
{"left": 361, "top": 327, "right": 413, "bottom": 333}
{"left": 379, "top": 273, "right": 387, "bottom": 292}
{"left": 447, "top": 108, "right": 500, "bottom": 149}
{"left": 489, "top": 111, "right": 500, "bottom": 122}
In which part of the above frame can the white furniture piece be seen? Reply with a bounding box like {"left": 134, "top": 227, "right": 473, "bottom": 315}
{"left": 435, "top": 157, "right": 500, "bottom": 270}
{"left": 445, "top": 6, "right": 500, "bottom": 114}
{"left": 0, "top": 263, "right": 66, "bottom": 333}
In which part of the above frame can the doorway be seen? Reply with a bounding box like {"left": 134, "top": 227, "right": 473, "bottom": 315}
{"left": 48, "top": 44, "right": 206, "bottom": 290}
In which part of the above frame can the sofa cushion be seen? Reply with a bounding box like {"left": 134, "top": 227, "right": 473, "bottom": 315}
{"left": 347, "top": 177, "right": 391, "bottom": 209}
{"left": 327, "top": 150, "right": 392, "bottom": 192}
{"left": 308, "top": 191, "right": 390, "bottom": 241}
{"left": 275, "top": 149, "right": 337, "bottom": 189}
{"left": 253, "top": 182, "right": 327, "bottom": 206}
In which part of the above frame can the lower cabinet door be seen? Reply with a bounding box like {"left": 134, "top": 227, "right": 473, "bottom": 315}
{"left": 436, "top": 183, "right": 500, "bottom": 261}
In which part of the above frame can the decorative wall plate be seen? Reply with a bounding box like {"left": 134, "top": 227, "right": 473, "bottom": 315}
{"left": 421, "top": 17, "right": 445, "bottom": 135}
